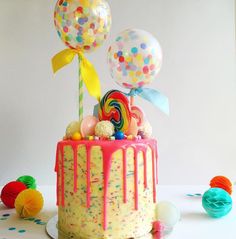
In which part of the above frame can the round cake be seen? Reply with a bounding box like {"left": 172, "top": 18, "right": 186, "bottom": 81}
{"left": 55, "top": 139, "right": 158, "bottom": 239}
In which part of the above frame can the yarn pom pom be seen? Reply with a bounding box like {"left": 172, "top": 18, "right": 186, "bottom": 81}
{"left": 15, "top": 189, "right": 44, "bottom": 218}
{"left": 202, "top": 188, "right": 232, "bottom": 218}
{"left": 17, "top": 175, "right": 37, "bottom": 189}
{"left": 210, "top": 176, "right": 232, "bottom": 195}
{"left": 0, "top": 181, "right": 27, "bottom": 208}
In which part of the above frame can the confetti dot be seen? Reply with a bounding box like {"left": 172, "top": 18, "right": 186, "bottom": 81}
{"left": 63, "top": 26, "right": 68, "bottom": 33}
{"left": 84, "top": 45, "right": 90, "bottom": 50}
{"left": 131, "top": 47, "right": 138, "bottom": 54}
{"left": 90, "top": 23, "right": 95, "bottom": 29}
{"left": 8, "top": 227, "right": 16, "bottom": 231}
{"left": 119, "top": 56, "right": 124, "bottom": 62}
{"left": 144, "top": 57, "right": 150, "bottom": 64}
{"left": 143, "top": 66, "right": 149, "bottom": 74}
{"left": 2, "top": 214, "right": 10, "bottom": 217}
{"left": 116, "top": 36, "right": 122, "bottom": 41}
{"left": 140, "top": 43, "right": 147, "bottom": 49}
{"left": 76, "top": 36, "right": 83, "bottom": 43}
{"left": 77, "top": 6, "right": 83, "bottom": 13}
{"left": 117, "top": 51, "right": 123, "bottom": 57}
{"left": 78, "top": 18, "right": 85, "bottom": 25}
{"left": 150, "top": 64, "right": 155, "bottom": 70}
{"left": 37, "top": 221, "right": 46, "bottom": 225}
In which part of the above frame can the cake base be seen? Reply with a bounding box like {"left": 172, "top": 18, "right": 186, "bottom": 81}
{"left": 46, "top": 215, "right": 166, "bottom": 239}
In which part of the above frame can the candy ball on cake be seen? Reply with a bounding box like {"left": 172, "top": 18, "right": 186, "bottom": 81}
{"left": 138, "top": 121, "right": 153, "bottom": 139}
{"left": 114, "top": 131, "right": 125, "bottom": 140}
{"left": 1, "top": 181, "right": 27, "bottom": 208}
{"left": 95, "top": 120, "right": 115, "bottom": 138}
{"left": 65, "top": 121, "right": 81, "bottom": 139}
{"left": 202, "top": 187, "right": 232, "bottom": 218}
{"left": 80, "top": 115, "right": 99, "bottom": 138}
{"left": 210, "top": 175, "right": 232, "bottom": 195}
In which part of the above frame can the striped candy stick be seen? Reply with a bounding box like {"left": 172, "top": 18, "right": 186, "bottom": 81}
{"left": 78, "top": 55, "right": 83, "bottom": 121}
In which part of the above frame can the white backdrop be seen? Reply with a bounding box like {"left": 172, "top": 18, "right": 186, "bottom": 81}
{"left": 0, "top": 0, "right": 235, "bottom": 186}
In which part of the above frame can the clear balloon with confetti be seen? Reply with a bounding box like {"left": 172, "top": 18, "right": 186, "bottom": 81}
{"left": 54, "top": 0, "right": 112, "bottom": 52}
{"left": 108, "top": 29, "right": 163, "bottom": 89}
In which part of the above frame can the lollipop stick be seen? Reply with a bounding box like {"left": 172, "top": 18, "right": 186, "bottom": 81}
{"left": 78, "top": 55, "right": 83, "bottom": 121}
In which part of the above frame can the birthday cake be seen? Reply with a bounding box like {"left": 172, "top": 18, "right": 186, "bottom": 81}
{"left": 52, "top": 0, "right": 169, "bottom": 238}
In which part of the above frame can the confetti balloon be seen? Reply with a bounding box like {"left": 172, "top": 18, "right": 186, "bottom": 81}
{"left": 54, "top": 0, "right": 112, "bottom": 52}
{"left": 98, "top": 90, "right": 131, "bottom": 133}
{"left": 108, "top": 29, "right": 162, "bottom": 89}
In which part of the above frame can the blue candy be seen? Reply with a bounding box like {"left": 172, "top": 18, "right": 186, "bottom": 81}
{"left": 114, "top": 131, "right": 124, "bottom": 140}
{"left": 202, "top": 188, "right": 232, "bottom": 218}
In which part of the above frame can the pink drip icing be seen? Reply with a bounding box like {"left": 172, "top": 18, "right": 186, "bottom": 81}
{"left": 143, "top": 150, "right": 148, "bottom": 189}
{"left": 122, "top": 148, "right": 127, "bottom": 203}
{"left": 61, "top": 148, "right": 65, "bottom": 207}
{"left": 133, "top": 149, "right": 138, "bottom": 210}
{"left": 86, "top": 145, "right": 91, "bottom": 208}
{"left": 55, "top": 145, "right": 59, "bottom": 206}
{"left": 155, "top": 144, "right": 159, "bottom": 184}
{"left": 101, "top": 147, "right": 113, "bottom": 230}
{"left": 72, "top": 144, "right": 78, "bottom": 193}
{"left": 55, "top": 139, "right": 157, "bottom": 230}
{"left": 151, "top": 147, "right": 157, "bottom": 203}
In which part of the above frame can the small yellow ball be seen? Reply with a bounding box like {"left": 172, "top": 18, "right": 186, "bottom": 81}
{"left": 88, "top": 136, "right": 94, "bottom": 140}
{"left": 127, "top": 135, "right": 133, "bottom": 140}
{"left": 72, "top": 132, "right": 82, "bottom": 141}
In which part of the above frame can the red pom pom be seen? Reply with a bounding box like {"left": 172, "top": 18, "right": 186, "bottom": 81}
{"left": 1, "top": 181, "right": 27, "bottom": 208}
{"left": 210, "top": 176, "right": 232, "bottom": 195}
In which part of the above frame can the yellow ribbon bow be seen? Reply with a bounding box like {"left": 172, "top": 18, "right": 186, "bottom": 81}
{"left": 51, "top": 49, "right": 101, "bottom": 102}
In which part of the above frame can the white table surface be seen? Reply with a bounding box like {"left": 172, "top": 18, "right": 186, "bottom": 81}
{"left": 0, "top": 185, "right": 235, "bottom": 239}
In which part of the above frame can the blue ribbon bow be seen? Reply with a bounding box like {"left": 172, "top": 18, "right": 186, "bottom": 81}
{"left": 93, "top": 87, "right": 169, "bottom": 117}
{"left": 127, "top": 88, "right": 169, "bottom": 115}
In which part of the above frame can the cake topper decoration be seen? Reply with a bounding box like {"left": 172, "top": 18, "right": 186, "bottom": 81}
{"left": 52, "top": 0, "right": 112, "bottom": 121}
{"left": 98, "top": 90, "right": 131, "bottom": 133}
{"left": 108, "top": 28, "right": 169, "bottom": 115}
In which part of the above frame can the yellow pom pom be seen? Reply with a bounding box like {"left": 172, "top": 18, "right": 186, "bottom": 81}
{"left": 71, "top": 132, "right": 82, "bottom": 141}
{"left": 14, "top": 189, "right": 44, "bottom": 218}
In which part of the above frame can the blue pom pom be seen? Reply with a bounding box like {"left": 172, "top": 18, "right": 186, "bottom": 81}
{"left": 114, "top": 131, "right": 124, "bottom": 140}
{"left": 202, "top": 188, "right": 232, "bottom": 218}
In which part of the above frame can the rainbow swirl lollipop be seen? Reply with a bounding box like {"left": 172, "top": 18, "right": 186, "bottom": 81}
{"left": 98, "top": 90, "right": 131, "bottom": 132}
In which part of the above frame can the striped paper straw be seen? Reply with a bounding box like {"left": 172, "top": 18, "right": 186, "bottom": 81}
{"left": 78, "top": 55, "right": 83, "bottom": 121}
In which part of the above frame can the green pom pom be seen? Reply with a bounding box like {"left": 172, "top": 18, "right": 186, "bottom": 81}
{"left": 16, "top": 175, "right": 37, "bottom": 189}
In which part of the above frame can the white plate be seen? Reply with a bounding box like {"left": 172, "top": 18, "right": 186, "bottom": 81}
{"left": 46, "top": 215, "right": 58, "bottom": 239}
{"left": 45, "top": 215, "right": 168, "bottom": 239}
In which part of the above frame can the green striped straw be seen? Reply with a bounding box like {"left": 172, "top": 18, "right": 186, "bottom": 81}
{"left": 78, "top": 55, "right": 83, "bottom": 121}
